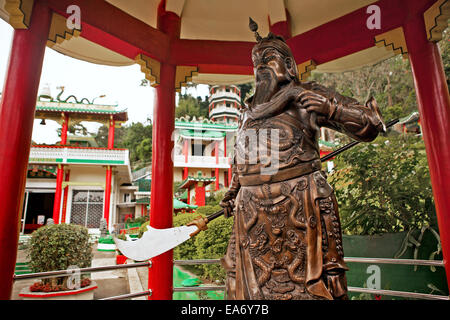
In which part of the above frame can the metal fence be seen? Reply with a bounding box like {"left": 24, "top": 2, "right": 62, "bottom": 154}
{"left": 13, "top": 257, "right": 449, "bottom": 300}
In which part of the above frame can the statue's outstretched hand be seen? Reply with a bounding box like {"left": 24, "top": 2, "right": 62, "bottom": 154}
{"left": 297, "top": 90, "right": 331, "bottom": 116}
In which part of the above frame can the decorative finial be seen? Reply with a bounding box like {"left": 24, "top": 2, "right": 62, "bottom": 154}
{"left": 249, "top": 17, "right": 262, "bottom": 42}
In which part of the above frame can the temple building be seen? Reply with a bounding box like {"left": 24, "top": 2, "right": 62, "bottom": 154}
{"left": 23, "top": 92, "right": 136, "bottom": 234}
{"left": 173, "top": 85, "right": 240, "bottom": 206}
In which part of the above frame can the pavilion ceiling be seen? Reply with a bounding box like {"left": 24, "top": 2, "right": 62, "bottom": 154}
{"left": 0, "top": 0, "right": 446, "bottom": 85}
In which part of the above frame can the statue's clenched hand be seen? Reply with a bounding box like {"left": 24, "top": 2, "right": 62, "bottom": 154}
{"left": 219, "top": 191, "right": 237, "bottom": 218}
{"left": 297, "top": 90, "right": 332, "bottom": 116}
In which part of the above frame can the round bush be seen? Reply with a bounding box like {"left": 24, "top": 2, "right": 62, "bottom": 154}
{"left": 27, "top": 223, "right": 93, "bottom": 273}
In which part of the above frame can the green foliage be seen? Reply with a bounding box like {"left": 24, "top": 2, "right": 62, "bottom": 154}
{"left": 329, "top": 134, "right": 436, "bottom": 236}
{"left": 27, "top": 224, "right": 93, "bottom": 273}
{"left": 236, "top": 82, "right": 254, "bottom": 105}
{"left": 138, "top": 221, "right": 150, "bottom": 239}
{"left": 205, "top": 190, "right": 227, "bottom": 206}
{"left": 311, "top": 54, "right": 418, "bottom": 122}
{"left": 95, "top": 120, "right": 153, "bottom": 169}
{"left": 175, "top": 94, "right": 209, "bottom": 119}
{"left": 439, "top": 29, "right": 450, "bottom": 88}
{"left": 173, "top": 212, "right": 206, "bottom": 274}
{"left": 173, "top": 205, "right": 232, "bottom": 282}
{"left": 126, "top": 215, "right": 149, "bottom": 226}
{"left": 57, "top": 121, "right": 91, "bottom": 138}
{"left": 194, "top": 205, "right": 222, "bottom": 217}
{"left": 194, "top": 215, "right": 233, "bottom": 282}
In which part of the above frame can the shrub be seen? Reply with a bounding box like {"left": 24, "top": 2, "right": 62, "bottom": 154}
{"left": 194, "top": 215, "right": 233, "bottom": 282}
{"left": 27, "top": 223, "right": 93, "bottom": 291}
{"left": 137, "top": 221, "right": 150, "bottom": 238}
{"left": 173, "top": 212, "right": 206, "bottom": 274}
{"left": 172, "top": 205, "right": 233, "bottom": 282}
{"left": 206, "top": 190, "right": 227, "bottom": 206}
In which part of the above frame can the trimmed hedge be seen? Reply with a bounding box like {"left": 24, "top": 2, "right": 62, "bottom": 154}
{"left": 27, "top": 223, "right": 93, "bottom": 273}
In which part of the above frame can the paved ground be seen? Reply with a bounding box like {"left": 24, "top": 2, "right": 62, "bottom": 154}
{"left": 11, "top": 246, "right": 141, "bottom": 300}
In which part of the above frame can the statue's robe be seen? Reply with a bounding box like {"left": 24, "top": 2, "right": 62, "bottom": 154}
{"left": 221, "top": 81, "right": 384, "bottom": 300}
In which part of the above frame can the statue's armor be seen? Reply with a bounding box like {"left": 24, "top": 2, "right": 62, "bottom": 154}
{"left": 235, "top": 107, "right": 319, "bottom": 176}
{"left": 222, "top": 82, "right": 384, "bottom": 300}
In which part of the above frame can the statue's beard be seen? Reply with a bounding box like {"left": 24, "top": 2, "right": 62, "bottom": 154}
{"left": 252, "top": 68, "right": 279, "bottom": 106}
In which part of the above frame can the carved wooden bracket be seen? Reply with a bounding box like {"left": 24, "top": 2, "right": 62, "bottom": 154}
{"left": 375, "top": 26, "right": 408, "bottom": 59}
{"left": 135, "top": 54, "right": 161, "bottom": 87}
{"left": 424, "top": 0, "right": 449, "bottom": 42}
{"left": 175, "top": 66, "right": 199, "bottom": 92}
{"left": 297, "top": 60, "right": 317, "bottom": 82}
{"left": 47, "top": 12, "right": 81, "bottom": 48}
{"left": 4, "top": 0, "right": 34, "bottom": 29}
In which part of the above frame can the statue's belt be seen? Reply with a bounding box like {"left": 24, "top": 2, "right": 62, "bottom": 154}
{"left": 238, "top": 159, "right": 322, "bottom": 186}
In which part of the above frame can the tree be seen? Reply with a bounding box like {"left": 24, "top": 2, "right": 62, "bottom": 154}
{"left": 57, "top": 121, "right": 90, "bottom": 137}
{"left": 310, "top": 54, "right": 417, "bottom": 122}
{"left": 237, "top": 82, "right": 254, "bottom": 105}
{"left": 95, "top": 124, "right": 126, "bottom": 148}
{"left": 329, "top": 134, "right": 436, "bottom": 236}
{"left": 438, "top": 28, "right": 449, "bottom": 88}
{"left": 95, "top": 120, "right": 153, "bottom": 169}
{"left": 175, "top": 94, "right": 209, "bottom": 119}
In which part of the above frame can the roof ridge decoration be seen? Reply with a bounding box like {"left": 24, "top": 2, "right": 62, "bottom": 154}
{"left": 374, "top": 26, "right": 408, "bottom": 59}
{"left": 47, "top": 12, "right": 81, "bottom": 48}
{"left": 4, "top": 0, "right": 34, "bottom": 29}
{"left": 297, "top": 60, "right": 317, "bottom": 82}
{"left": 136, "top": 53, "right": 160, "bottom": 87}
{"left": 175, "top": 66, "right": 199, "bottom": 93}
{"left": 38, "top": 86, "right": 121, "bottom": 108}
{"left": 424, "top": 0, "right": 450, "bottom": 42}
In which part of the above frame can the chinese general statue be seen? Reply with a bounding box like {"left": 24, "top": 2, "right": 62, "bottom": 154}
{"left": 219, "top": 20, "right": 385, "bottom": 300}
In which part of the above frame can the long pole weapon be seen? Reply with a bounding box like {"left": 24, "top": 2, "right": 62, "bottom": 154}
{"left": 115, "top": 118, "right": 400, "bottom": 261}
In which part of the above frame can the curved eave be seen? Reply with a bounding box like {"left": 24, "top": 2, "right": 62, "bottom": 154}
{"left": 179, "top": 176, "right": 216, "bottom": 189}
{"left": 1, "top": 0, "right": 439, "bottom": 84}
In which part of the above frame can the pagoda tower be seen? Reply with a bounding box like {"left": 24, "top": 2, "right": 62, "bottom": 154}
{"left": 208, "top": 85, "right": 241, "bottom": 124}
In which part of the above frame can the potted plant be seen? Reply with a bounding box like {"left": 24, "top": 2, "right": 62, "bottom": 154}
{"left": 19, "top": 224, "right": 97, "bottom": 300}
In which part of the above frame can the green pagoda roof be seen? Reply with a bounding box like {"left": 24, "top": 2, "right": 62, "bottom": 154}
{"left": 175, "top": 119, "right": 238, "bottom": 131}
{"left": 319, "top": 139, "right": 339, "bottom": 148}
{"left": 36, "top": 101, "right": 127, "bottom": 114}
{"left": 179, "top": 129, "right": 225, "bottom": 140}
{"left": 174, "top": 198, "right": 198, "bottom": 210}
{"left": 179, "top": 172, "right": 216, "bottom": 189}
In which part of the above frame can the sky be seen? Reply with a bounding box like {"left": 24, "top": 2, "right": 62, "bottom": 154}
{"left": 0, "top": 19, "right": 209, "bottom": 144}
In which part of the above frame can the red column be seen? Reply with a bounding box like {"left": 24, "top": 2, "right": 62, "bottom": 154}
{"left": 183, "top": 139, "right": 188, "bottom": 179}
{"left": 149, "top": 62, "right": 176, "bottom": 300}
{"left": 104, "top": 165, "right": 112, "bottom": 227}
{"left": 61, "top": 170, "right": 70, "bottom": 224}
{"left": 108, "top": 116, "right": 115, "bottom": 149}
{"left": 60, "top": 113, "right": 69, "bottom": 145}
{"left": 52, "top": 164, "right": 64, "bottom": 223}
{"left": 215, "top": 141, "right": 219, "bottom": 191}
{"left": 404, "top": 18, "right": 450, "bottom": 290}
{"left": 228, "top": 163, "right": 232, "bottom": 187}
{"left": 0, "top": 1, "right": 51, "bottom": 299}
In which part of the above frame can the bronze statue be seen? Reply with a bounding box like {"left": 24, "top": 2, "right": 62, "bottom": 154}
{"left": 219, "top": 19, "right": 385, "bottom": 300}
